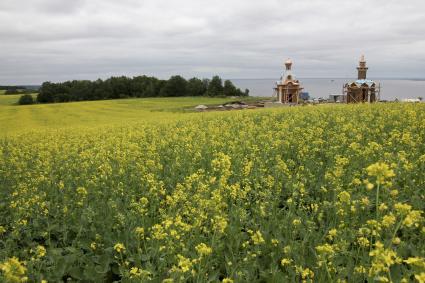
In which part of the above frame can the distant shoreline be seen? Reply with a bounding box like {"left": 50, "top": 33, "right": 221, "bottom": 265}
{"left": 230, "top": 78, "right": 425, "bottom": 81}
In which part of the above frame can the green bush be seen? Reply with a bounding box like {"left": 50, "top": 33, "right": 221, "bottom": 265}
{"left": 18, "top": 94, "right": 34, "bottom": 105}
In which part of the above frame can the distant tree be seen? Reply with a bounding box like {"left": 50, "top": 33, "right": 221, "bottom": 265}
{"left": 5, "top": 88, "right": 19, "bottom": 95}
{"left": 66, "top": 80, "right": 93, "bottom": 101}
{"left": 37, "top": 82, "right": 56, "bottom": 103}
{"left": 153, "top": 79, "right": 166, "bottom": 97}
{"left": 108, "top": 76, "right": 131, "bottom": 99}
{"left": 18, "top": 94, "right": 34, "bottom": 105}
{"left": 159, "top": 75, "right": 187, "bottom": 97}
{"left": 91, "top": 79, "right": 107, "bottom": 100}
{"left": 418, "top": 96, "right": 423, "bottom": 101}
{"left": 1, "top": 86, "right": 34, "bottom": 92}
{"left": 3, "top": 87, "right": 33, "bottom": 95}
{"left": 56, "top": 93, "right": 71, "bottom": 102}
{"left": 207, "top": 76, "right": 224, "bottom": 96}
{"left": 187, "top": 78, "right": 206, "bottom": 96}
{"left": 224, "top": 80, "right": 244, "bottom": 97}
{"left": 243, "top": 88, "right": 249, "bottom": 97}
{"left": 131, "top": 76, "right": 150, "bottom": 97}
{"left": 35, "top": 74, "right": 248, "bottom": 103}
{"left": 202, "top": 79, "right": 210, "bottom": 94}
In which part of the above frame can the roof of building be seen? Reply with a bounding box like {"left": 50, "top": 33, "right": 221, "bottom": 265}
{"left": 353, "top": 79, "right": 375, "bottom": 86}
{"left": 277, "top": 80, "right": 300, "bottom": 86}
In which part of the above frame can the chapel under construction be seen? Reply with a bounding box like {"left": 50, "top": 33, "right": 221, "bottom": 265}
{"left": 343, "top": 55, "right": 380, "bottom": 103}
{"left": 274, "top": 59, "right": 303, "bottom": 104}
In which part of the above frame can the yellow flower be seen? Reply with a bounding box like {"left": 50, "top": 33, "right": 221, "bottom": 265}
{"left": 35, "top": 245, "right": 46, "bottom": 258}
{"left": 404, "top": 257, "right": 425, "bottom": 268}
{"left": 177, "top": 255, "right": 192, "bottom": 273}
{"left": 369, "top": 241, "right": 401, "bottom": 276}
{"left": 292, "top": 219, "right": 301, "bottom": 226}
{"left": 366, "top": 182, "right": 375, "bottom": 190}
{"left": 76, "top": 187, "right": 88, "bottom": 196}
{"left": 251, "top": 230, "right": 265, "bottom": 245}
{"left": 90, "top": 242, "right": 97, "bottom": 250}
{"left": 211, "top": 216, "right": 228, "bottom": 234}
{"left": 382, "top": 214, "right": 396, "bottom": 228}
{"left": 296, "top": 267, "right": 314, "bottom": 280}
{"left": 0, "top": 226, "right": 6, "bottom": 234}
{"left": 357, "top": 237, "right": 370, "bottom": 247}
{"left": 360, "top": 198, "right": 370, "bottom": 207}
{"left": 375, "top": 276, "right": 390, "bottom": 282}
{"left": 394, "top": 203, "right": 412, "bottom": 214}
{"left": 354, "top": 266, "right": 366, "bottom": 274}
{"left": 195, "top": 243, "right": 212, "bottom": 257}
{"left": 135, "top": 227, "right": 145, "bottom": 239}
{"left": 415, "top": 272, "right": 425, "bottom": 283}
{"left": 0, "top": 257, "right": 28, "bottom": 282}
{"left": 129, "top": 267, "right": 151, "bottom": 279}
{"left": 379, "top": 203, "right": 388, "bottom": 211}
{"left": 139, "top": 197, "right": 149, "bottom": 206}
{"left": 114, "top": 243, "right": 126, "bottom": 253}
{"left": 392, "top": 237, "right": 401, "bottom": 245}
{"left": 403, "top": 210, "right": 423, "bottom": 227}
{"left": 130, "top": 267, "right": 141, "bottom": 276}
{"left": 366, "top": 162, "right": 395, "bottom": 184}
{"left": 222, "top": 278, "right": 233, "bottom": 283}
{"left": 151, "top": 224, "right": 167, "bottom": 240}
{"left": 315, "top": 243, "right": 335, "bottom": 255}
{"left": 328, "top": 228, "right": 338, "bottom": 240}
{"left": 338, "top": 191, "right": 351, "bottom": 203}
{"left": 281, "top": 258, "right": 292, "bottom": 266}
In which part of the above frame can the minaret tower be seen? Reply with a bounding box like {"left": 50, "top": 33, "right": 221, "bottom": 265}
{"left": 357, "top": 55, "right": 368, "bottom": 80}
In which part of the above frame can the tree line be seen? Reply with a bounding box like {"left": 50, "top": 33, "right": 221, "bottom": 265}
{"left": 36, "top": 75, "right": 249, "bottom": 104}
{"left": 0, "top": 86, "right": 35, "bottom": 95}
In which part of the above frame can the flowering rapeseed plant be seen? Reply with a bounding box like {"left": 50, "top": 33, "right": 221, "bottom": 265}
{"left": 0, "top": 103, "right": 424, "bottom": 282}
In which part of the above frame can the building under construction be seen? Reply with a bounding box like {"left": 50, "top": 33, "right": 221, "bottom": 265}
{"left": 274, "top": 59, "right": 303, "bottom": 103}
{"left": 343, "top": 55, "right": 380, "bottom": 103}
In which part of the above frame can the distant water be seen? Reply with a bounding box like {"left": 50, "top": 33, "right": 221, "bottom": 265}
{"left": 231, "top": 78, "right": 425, "bottom": 100}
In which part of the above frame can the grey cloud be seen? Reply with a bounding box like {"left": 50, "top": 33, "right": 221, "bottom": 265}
{"left": 1, "top": 0, "right": 425, "bottom": 84}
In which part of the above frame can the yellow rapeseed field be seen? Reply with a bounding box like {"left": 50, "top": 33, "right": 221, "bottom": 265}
{"left": 0, "top": 98, "right": 424, "bottom": 282}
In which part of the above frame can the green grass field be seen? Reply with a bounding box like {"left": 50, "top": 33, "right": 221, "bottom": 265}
{"left": 0, "top": 96, "right": 248, "bottom": 136}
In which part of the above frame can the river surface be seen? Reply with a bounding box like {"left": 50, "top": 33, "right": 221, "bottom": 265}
{"left": 231, "top": 78, "right": 425, "bottom": 100}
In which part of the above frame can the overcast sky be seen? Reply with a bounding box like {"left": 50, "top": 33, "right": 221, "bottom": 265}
{"left": 1, "top": 0, "right": 425, "bottom": 84}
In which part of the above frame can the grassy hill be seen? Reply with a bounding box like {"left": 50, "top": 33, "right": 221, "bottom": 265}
{"left": 0, "top": 96, "right": 246, "bottom": 136}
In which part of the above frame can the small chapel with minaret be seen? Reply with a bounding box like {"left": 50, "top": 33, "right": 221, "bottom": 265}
{"left": 274, "top": 59, "right": 303, "bottom": 104}
{"left": 343, "top": 55, "right": 380, "bottom": 103}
